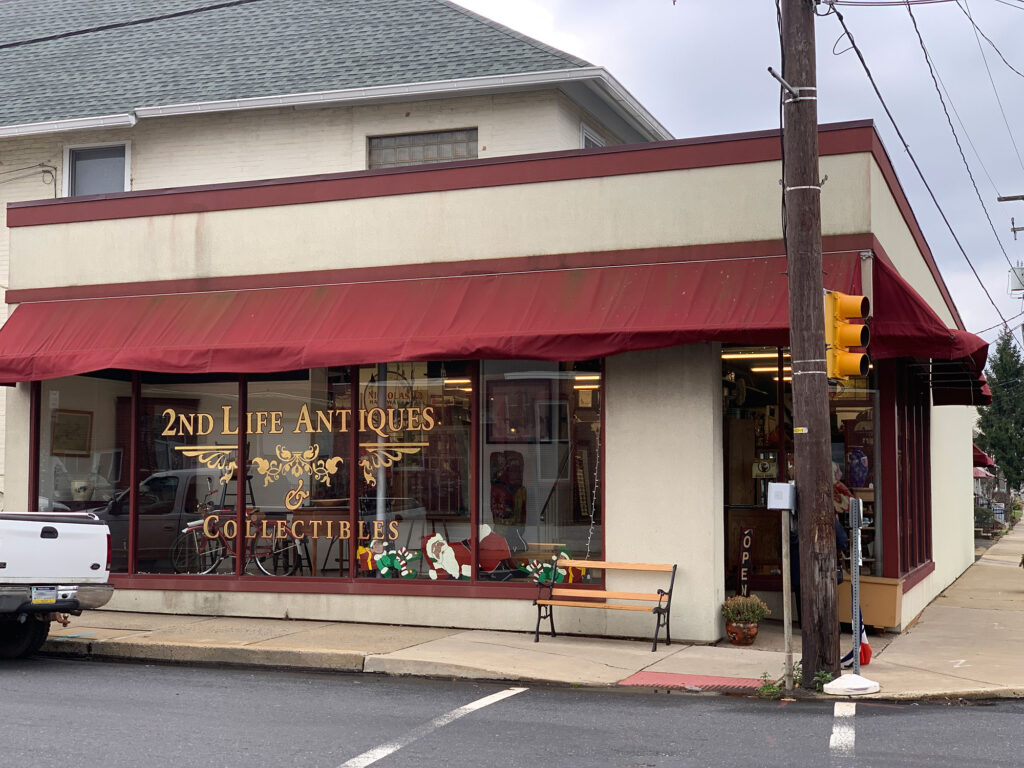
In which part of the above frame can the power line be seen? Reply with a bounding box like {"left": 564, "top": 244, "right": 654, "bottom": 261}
{"left": 0, "top": 0, "right": 268, "bottom": 52}
{"left": 830, "top": 5, "right": 1013, "bottom": 341}
{"left": 904, "top": 2, "right": 1016, "bottom": 271}
{"left": 961, "top": 0, "right": 1024, "bottom": 176}
{"left": 956, "top": 1, "right": 1024, "bottom": 81}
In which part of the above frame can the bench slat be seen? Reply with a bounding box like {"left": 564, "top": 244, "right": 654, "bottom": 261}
{"left": 536, "top": 600, "right": 655, "bottom": 612}
{"left": 550, "top": 588, "right": 662, "bottom": 602}
{"left": 558, "top": 560, "right": 674, "bottom": 572}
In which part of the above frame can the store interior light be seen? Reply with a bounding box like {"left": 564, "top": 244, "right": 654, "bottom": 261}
{"left": 574, "top": 374, "right": 602, "bottom": 381}
{"left": 722, "top": 352, "right": 792, "bottom": 360}
{"left": 573, "top": 384, "right": 600, "bottom": 390}
{"left": 443, "top": 378, "right": 472, "bottom": 385}
{"left": 751, "top": 366, "right": 792, "bottom": 373}
{"left": 773, "top": 376, "right": 793, "bottom": 382}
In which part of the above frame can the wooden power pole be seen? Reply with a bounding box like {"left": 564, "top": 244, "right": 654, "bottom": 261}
{"left": 780, "top": 0, "right": 840, "bottom": 685}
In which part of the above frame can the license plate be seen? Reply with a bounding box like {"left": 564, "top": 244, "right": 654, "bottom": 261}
{"left": 31, "top": 586, "right": 57, "bottom": 604}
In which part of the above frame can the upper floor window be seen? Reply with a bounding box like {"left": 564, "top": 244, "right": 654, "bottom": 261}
{"left": 64, "top": 143, "right": 129, "bottom": 196}
{"left": 581, "top": 124, "right": 605, "bottom": 149}
{"left": 368, "top": 129, "right": 478, "bottom": 169}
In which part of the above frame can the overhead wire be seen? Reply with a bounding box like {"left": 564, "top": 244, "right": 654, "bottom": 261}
{"left": 960, "top": 0, "right": 1024, "bottom": 176}
{"left": 903, "top": 1, "right": 1016, "bottom": 272}
{"left": 830, "top": 4, "right": 1014, "bottom": 343}
{"left": 955, "top": 2, "right": 1024, "bottom": 81}
{"left": 0, "top": 0, "right": 268, "bottom": 51}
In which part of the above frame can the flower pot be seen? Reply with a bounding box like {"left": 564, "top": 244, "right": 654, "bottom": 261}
{"left": 725, "top": 620, "right": 759, "bottom": 646}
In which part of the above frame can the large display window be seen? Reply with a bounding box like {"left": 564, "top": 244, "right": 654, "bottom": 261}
{"left": 33, "top": 359, "right": 603, "bottom": 589}
{"left": 721, "top": 346, "right": 880, "bottom": 591}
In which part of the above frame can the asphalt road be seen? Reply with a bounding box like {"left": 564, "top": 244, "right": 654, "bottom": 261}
{"left": 2, "top": 658, "right": 1021, "bottom": 767}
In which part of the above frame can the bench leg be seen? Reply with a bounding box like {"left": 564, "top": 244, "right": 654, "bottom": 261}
{"left": 534, "top": 603, "right": 556, "bottom": 642}
{"left": 652, "top": 607, "right": 671, "bottom": 652}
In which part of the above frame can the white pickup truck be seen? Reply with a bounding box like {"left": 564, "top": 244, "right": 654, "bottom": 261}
{"left": 0, "top": 511, "right": 114, "bottom": 659}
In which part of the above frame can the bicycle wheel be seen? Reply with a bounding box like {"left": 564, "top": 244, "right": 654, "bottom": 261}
{"left": 171, "top": 529, "right": 226, "bottom": 575}
{"left": 250, "top": 533, "right": 302, "bottom": 576}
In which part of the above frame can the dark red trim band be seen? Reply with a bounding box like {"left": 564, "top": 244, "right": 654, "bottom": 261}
{"left": 901, "top": 559, "right": 935, "bottom": 593}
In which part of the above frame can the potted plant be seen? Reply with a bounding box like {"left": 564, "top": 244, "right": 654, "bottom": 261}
{"left": 721, "top": 594, "right": 771, "bottom": 646}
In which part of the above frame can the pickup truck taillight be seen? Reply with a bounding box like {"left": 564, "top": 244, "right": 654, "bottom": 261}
{"left": 106, "top": 533, "right": 112, "bottom": 571}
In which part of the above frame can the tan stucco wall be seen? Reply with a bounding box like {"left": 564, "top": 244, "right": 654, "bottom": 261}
{"left": 899, "top": 404, "right": 976, "bottom": 625}
{"left": 603, "top": 344, "right": 724, "bottom": 642}
{"left": 10, "top": 153, "right": 873, "bottom": 291}
{"left": 868, "top": 161, "right": 957, "bottom": 328}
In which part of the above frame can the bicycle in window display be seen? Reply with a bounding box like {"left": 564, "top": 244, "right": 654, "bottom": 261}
{"left": 170, "top": 499, "right": 306, "bottom": 576}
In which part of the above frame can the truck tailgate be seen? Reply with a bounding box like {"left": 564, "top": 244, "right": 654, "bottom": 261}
{"left": 0, "top": 513, "right": 109, "bottom": 584}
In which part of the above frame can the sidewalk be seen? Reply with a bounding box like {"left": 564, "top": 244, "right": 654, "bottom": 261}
{"left": 42, "top": 521, "right": 1024, "bottom": 700}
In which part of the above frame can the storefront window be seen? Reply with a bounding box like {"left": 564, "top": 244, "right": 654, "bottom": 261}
{"left": 245, "top": 369, "right": 353, "bottom": 577}
{"left": 830, "top": 377, "right": 879, "bottom": 577}
{"left": 355, "top": 362, "right": 471, "bottom": 580}
{"left": 721, "top": 347, "right": 880, "bottom": 590}
{"left": 136, "top": 375, "right": 240, "bottom": 575}
{"left": 479, "top": 361, "right": 603, "bottom": 581}
{"left": 721, "top": 347, "right": 791, "bottom": 592}
{"left": 39, "top": 375, "right": 132, "bottom": 572}
{"left": 36, "top": 358, "right": 604, "bottom": 585}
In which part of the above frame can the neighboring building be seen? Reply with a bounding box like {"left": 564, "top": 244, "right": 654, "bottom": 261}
{"left": 0, "top": 1, "right": 987, "bottom": 641}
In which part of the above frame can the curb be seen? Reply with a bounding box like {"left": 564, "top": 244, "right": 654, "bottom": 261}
{"left": 42, "top": 637, "right": 365, "bottom": 672}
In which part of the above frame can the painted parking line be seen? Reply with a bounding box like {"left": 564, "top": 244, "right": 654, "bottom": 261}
{"left": 830, "top": 701, "right": 856, "bottom": 762}
{"left": 339, "top": 686, "right": 528, "bottom": 768}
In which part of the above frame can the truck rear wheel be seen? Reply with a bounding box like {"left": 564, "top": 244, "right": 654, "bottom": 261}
{"left": 0, "top": 618, "right": 50, "bottom": 659}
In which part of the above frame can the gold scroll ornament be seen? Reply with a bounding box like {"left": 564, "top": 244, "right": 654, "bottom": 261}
{"left": 176, "top": 444, "right": 344, "bottom": 495}
{"left": 358, "top": 443, "right": 428, "bottom": 486}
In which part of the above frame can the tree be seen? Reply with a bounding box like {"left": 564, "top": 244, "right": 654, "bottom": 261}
{"left": 977, "top": 329, "right": 1024, "bottom": 491}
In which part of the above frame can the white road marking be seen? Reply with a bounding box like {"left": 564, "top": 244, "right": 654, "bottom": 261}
{"left": 950, "top": 659, "right": 969, "bottom": 668}
{"left": 829, "top": 701, "right": 856, "bottom": 757}
{"left": 338, "top": 686, "right": 527, "bottom": 768}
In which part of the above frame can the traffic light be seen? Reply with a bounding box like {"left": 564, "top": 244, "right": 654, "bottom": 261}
{"left": 824, "top": 290, "right": 870, "bottom": 380}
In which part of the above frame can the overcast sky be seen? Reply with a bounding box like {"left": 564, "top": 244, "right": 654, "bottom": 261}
{"left": 453, "top": 0, "right": 1024, "bottom": 346}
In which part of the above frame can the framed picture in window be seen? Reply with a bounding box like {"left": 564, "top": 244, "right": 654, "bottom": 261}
{"left": 50, "top": 409, "right": 93, "bottom": 457}
{"left": 486, "top": 380, "right": 550, "bottom": 443}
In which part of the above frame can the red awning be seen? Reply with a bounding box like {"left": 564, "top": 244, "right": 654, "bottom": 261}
{"left": 870, "top": 258, "right": 990, "bottom": 405}
{"left": 0, "top": 256, "right": 834, "bottom": 381}
{"left": 973, "top": 467, "right": 995, "bottom": 479}
{"left": 973, "top": 443, "right": 996, "bottom": 468}
{"left": 0, "top": 251, "right": 985, "bottom": 385}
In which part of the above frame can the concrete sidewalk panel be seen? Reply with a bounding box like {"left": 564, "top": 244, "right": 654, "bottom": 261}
{"left": 118, "top": 617, "right": 333, "bottom": 646}
{"left": 253, "top": 623, "right": 458, "bottom": 654}
{"left": 70, "top": 610, "right": 213, "bottom": 632}
{"left": 877, "top": 604, "right": 1024, "bottom": 688}
{"left": 366, "top": 630, "right": 679, "bottom": 685}
{"left": 938, "top": 562, "right": 1024, "bottom": 611}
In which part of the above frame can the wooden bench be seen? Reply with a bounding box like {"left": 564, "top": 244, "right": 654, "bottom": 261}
{"left": 533, "top": 560, "right": 677, "bottom": 651}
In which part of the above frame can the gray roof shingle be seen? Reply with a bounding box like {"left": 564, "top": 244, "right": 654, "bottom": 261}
{"left": 0, "top": 0, "right": 592, "bottom": 128}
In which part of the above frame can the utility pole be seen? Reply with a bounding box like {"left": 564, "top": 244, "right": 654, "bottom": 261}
{"left": 780, "top": 0, "right": 839, "bottom": 686}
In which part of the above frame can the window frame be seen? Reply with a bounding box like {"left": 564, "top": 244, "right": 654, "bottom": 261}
{"left": 62, "top": 141, "right": 131, "bottom": 197}
{"left": 366, "top": 128, "right": 478, "bottom": 170}
{"left": 580, "top": 123, "right": 605, "bottom": 149}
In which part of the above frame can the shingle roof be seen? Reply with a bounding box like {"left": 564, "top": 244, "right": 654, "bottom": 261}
{"left": 0, "top": 0, "right": 592, "bottom": 128}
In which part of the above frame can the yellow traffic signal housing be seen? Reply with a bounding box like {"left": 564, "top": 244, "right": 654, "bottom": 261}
{"left": 824, "top": 290, "right": 870, "bottom": 379}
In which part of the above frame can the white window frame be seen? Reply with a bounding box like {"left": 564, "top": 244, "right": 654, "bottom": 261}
{"left": 580, "top": 124, "right": 605, "bottom": 149}
{"left": 61, "top": 140, "right": 131, "bottom": 197}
